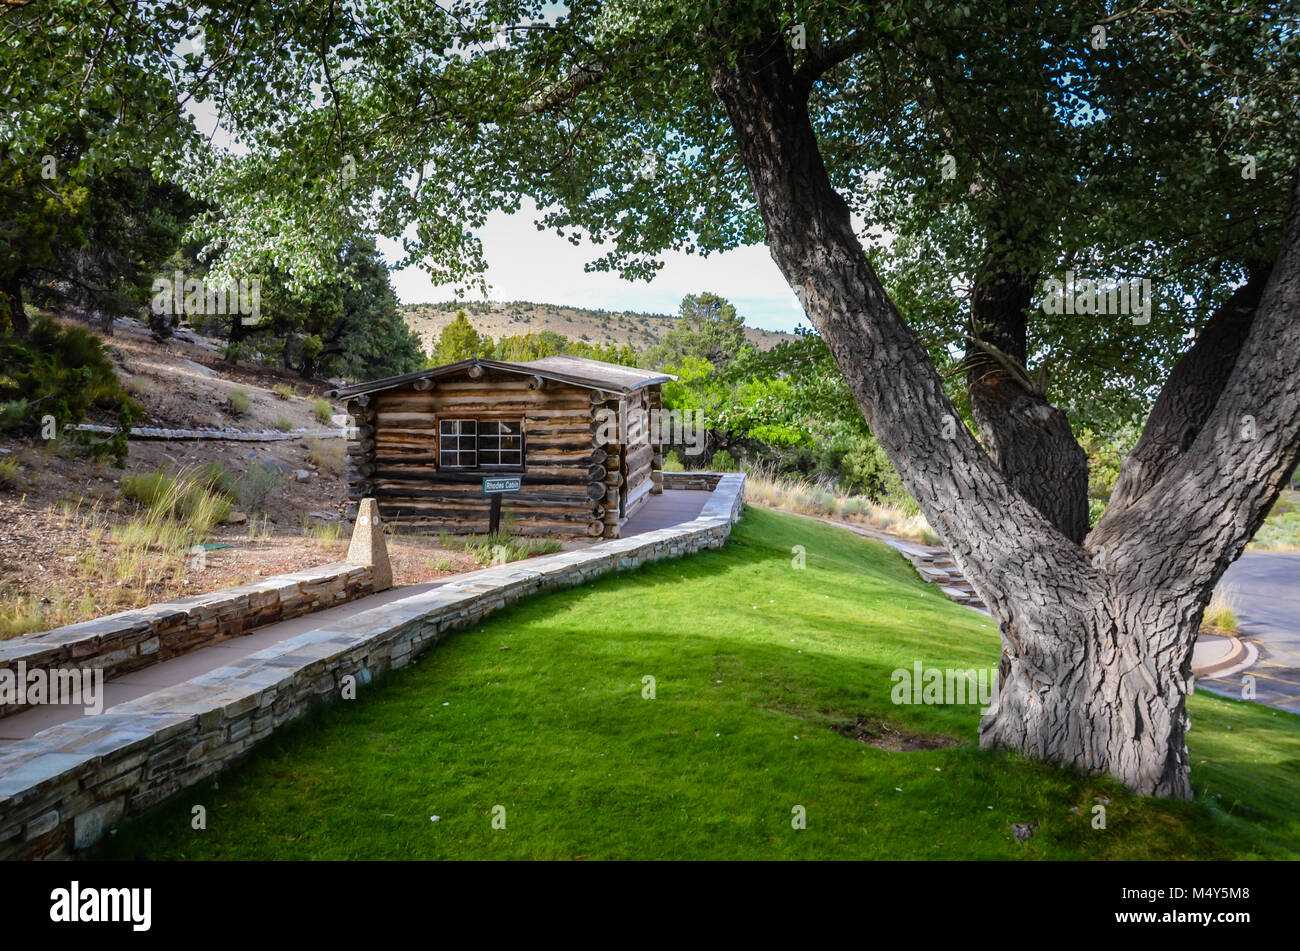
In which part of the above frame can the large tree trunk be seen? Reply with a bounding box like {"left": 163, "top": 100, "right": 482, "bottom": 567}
{"left": 711, "top": 38, "right": 1300, "bottom": 798}
{"left": 977, "top": 586, "right": 1198, "bottom": 798}
{"left": 967, "top": 270, "right": 1090, "bottom": 543}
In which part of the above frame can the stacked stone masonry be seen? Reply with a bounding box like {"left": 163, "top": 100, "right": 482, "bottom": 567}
{"left": 0, "top": 474, "right": 744, "bottom": 859}
{"left": 0, "top": 564, "right": 375, "bottom": 721}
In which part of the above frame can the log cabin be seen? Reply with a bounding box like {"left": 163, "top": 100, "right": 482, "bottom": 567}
{"left": 326, "top": 356, "right": 674, "bottom": 539}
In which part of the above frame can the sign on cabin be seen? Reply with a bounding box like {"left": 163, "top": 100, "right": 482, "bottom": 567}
{"left": 482, "top": 475, "right": 521, "bottom": 534}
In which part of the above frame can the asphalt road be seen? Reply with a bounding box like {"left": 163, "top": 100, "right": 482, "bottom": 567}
{"left": 1198, "top": 551, "right": 1300, "bottom": 714}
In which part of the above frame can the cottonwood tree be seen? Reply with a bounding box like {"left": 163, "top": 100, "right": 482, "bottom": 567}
{"left": 19, "top": 0, "right": 1300, "bottom": 797}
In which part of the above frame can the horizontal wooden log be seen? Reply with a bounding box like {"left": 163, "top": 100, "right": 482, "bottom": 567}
{"left": 376, "top": 513, "right": 600, "bottom": 537}
{"left": 626, "top": 474, "right": 653, "bottom": 511}
{"left": 372, "top": 502, "right": 598, "bottom": 521}
{"left": 590, "top": 482, "right": 610, "bottom": 501}
{"left": 625, "top": 493, "right": 651, "bottom": 523}
{"left": 625, "top": 443, "right": 654, "bottom": 473}
{"left": 375, "top": 412, "right": 438, "bottom": 427}
{"left": 372, "top": 453, "right": 439, "bottom": 465}
{"left": 372, "top": 468, "right": 590, "bottom": 486}
{"left": 626, "top": 467, "right": 652, "bottom": 495}
{"left": 524, "top": 437, "right": 601, "bottom": 451}
{"left": 428, "top": 394, "right": 591, "bottom": 410}
{"left": 371, "top": 489, "right": 595, "bottom": 507}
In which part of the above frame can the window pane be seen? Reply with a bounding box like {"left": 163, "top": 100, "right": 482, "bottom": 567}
{"left": 440, "top": 419, "right": 477, "bottom": 468}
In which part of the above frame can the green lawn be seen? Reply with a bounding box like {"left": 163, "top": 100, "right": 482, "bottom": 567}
{"left": 96, "top": 506, "right": 1300, "bottom": 859}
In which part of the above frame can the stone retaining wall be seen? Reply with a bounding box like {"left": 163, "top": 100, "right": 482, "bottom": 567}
{"left": 661, "top": 471, "right": 724, "bottom": 491}
{"left": 0, "top": 474, "right": 744, "bottom": 859}
{"left": 0, "top": 564, "right": 375, "bottom": 720}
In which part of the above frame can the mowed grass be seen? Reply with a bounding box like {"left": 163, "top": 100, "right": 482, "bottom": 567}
{"left": 96, "top": 507, "right": 1300, "bottom": 859}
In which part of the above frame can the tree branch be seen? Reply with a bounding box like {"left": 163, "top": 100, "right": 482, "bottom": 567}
{"left": 794, "top": 31, "right": 870, "bottom": 93}
{"left": 1104, "top": 264, "right": 1271, "bottom": 519}
{"left": 1094, "top": 168, "right": 1300, "bottom": 597}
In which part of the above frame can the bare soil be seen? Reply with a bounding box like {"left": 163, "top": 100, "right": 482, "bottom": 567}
{"left": 831, "top": 715, "right": 964, "bottom": 752}
{"left": 0, "top": 316, "right": 487, "bottom": 637}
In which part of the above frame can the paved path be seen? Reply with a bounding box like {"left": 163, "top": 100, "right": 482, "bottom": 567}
{"left": 0, "top": 489, "right": 711, "bottom": 745}
{"left": 621, "top": 489, "right": 709, "bottom": 536}
{"left": 1198, "top": 551, "right": 1300, "bottom": 713}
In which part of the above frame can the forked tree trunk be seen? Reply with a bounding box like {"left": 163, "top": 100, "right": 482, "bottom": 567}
{"left": 977, "top": 583, "right": 1198, "bottom": 798}
{"left": 711, "top": 38, "right": 1300, "bottom": 798}
{"left": 967, "top": 269, "right": 1090, "bottom": 543}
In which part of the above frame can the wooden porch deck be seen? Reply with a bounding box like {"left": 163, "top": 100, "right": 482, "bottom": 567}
{"left": 620, "top": 488, "right": 711, "bottom": 537}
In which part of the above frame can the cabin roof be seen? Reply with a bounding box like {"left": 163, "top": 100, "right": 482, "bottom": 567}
{"left": 325, "top": 356, "right": 674, "bottom": 400}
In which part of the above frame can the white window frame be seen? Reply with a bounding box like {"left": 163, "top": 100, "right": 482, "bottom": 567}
{"left": 437, "top": 417, "right": 524, "bottom": 470}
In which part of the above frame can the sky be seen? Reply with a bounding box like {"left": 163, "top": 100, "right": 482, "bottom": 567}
{"left": 183, "top": 75, "right": 811, "bottom": 334}
{"left": 377, "top": 197, "right": 813, "bottom": 334}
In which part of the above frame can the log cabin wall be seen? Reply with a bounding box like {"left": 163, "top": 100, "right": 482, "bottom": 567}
{"left": 622, "top": 387, "right": 655, "bottom": 523}
{"left": 345, "top": 367, "right": 663, "bottom": 540}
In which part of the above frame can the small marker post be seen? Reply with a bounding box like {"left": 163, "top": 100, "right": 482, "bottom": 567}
{"left": 482, "top": 475, "right": 521, "bottom": 534}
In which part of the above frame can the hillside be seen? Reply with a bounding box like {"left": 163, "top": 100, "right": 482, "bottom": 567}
{"left": 401, "top": 300, "right": 794, "bottom": 356}
{"left": 0, "top": 315, "right": 507, "bottom": 637}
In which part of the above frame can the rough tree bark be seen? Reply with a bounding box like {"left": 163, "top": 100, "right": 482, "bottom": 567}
{"left": 967, "top": 269, "right": 1090, "bottom": 543}
{"left": 711, "top": 36, "right": 1300, "bottom": 798}
{"left": 1106, "top": 267, "right": 1272, "bottom": 516}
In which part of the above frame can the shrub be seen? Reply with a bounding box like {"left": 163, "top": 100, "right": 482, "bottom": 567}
{"left": 0, "top": 317, "right": 141, "bottom": 464}
{"left": 662, "top": 450, "right": 686, "bottom": 472}
{"left": 275, "top": 416, "right": 294, "bottom": 432}
{"left": 118, "top": 468, "right": 231, "bottom": 541}
{"left": 459, "top": 530, "right": 562, "bottom": 565}
{"left": 191, "top": 461, "right": 239, "bottom": 501}
{"left": 227, "top": 387, "right": 252, "bottom": 416}
{"left": 710, "top": 449, "right": 737, "bottom": 472}
{"left": 837, "top": 437, "right": 915, "bottom": 512}
{"left": 236, "top": 462, "right": 281, "bottom": 514}
{"left": 1201, "top": 592, "right": 1239, "bottom": 635}
{"left": 312, "top": 397, "right": 333, "bottom": 425}
{"left": 308, "top": 438, "right": 345, "bottom": 476}
{"left": 0, "top": 457, "right": 20, "bottom": 489}
{"left": 273, "top": 382, "right": 294, "bottom": 400}
{"left": 303, "top": 519, "right": 344, "bottom": 546}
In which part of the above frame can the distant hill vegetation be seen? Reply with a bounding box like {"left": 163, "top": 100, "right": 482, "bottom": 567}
{"left": 400, "top": 300, "right": 793, "bottom": 357}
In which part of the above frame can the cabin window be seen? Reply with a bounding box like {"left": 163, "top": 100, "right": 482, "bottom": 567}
{"left": 438, "top": 418, "right": 523, "bottom": 469}
{"left": 439, "top": 419, "right": 478, "bottom": 468}
{"left": 478, "top": 420, "right": 523, "bottom": 467}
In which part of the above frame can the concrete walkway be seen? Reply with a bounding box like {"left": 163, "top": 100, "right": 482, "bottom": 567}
{"left": 1198, "top": 551, "right": 1300, "bottom": 713}
{"left": 0, "top": 489, "right": 711, "bottom": 745}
